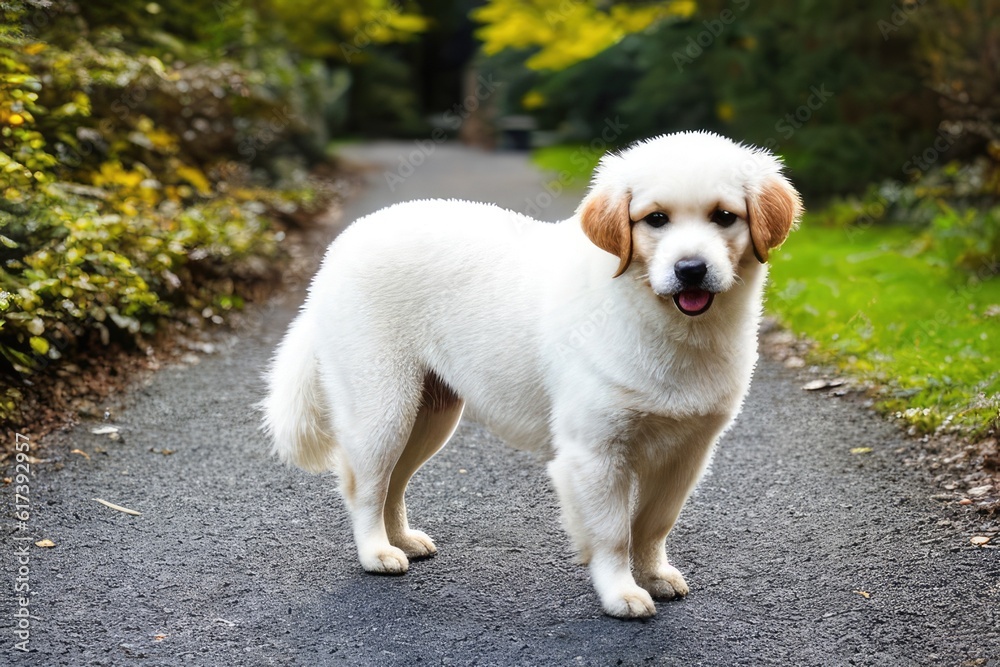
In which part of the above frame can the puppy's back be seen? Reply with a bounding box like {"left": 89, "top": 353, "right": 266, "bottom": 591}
{"left": 304, "top": 199, "right": 567, "bottom": 451}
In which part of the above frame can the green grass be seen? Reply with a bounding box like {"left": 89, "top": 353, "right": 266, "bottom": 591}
{"left": 767, "top": 221, "right": 1000, "bottom": 438}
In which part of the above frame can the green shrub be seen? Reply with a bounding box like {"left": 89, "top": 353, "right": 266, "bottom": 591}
{"left": 0, "top": 0, "right": 335, "bottom": 426}
{"left": 815, "top": 159, "right": 1000, "bottom": 277}
{"left": 482, "top": 0, "right": 942, "bottom": 199}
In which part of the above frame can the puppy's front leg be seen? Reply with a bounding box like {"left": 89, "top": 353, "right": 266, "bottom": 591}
{"left": 549, "top": 449, "right": 655, "bottom": 619}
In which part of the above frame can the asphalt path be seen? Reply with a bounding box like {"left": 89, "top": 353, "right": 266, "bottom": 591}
{"left": 5, "top": 142, "right": 999, "bottom": 666}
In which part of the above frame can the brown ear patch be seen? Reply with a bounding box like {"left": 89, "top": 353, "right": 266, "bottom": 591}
{"left": 580, "top": 191, "right": 633, "bottom": 277}
{"left": 747, "top": 177, "right": 803, "bottom": 263}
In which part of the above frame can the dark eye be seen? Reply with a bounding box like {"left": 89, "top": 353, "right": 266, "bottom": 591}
{"left": 711, "top": 209, "right": 738, "bottom": 227}
{"left": 643, "top": 212, "right": 669, "bottom": 228}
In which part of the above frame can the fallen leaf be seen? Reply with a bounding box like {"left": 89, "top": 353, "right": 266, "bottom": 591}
{"left": 853, "top": 590, "right": 871, "bottom": 599}
{"left": 93, "top": 498, "right": 141, "bottom": 516}
{"left": 70, "top": 449, "right": 91, "bottom": 460}
{"left": 802, "top": 378, "right": 847, "bottom": 391}
{"left": 34, "top": 539, "right": 55, "bottom": 548}
{"left": 970, "top": 536, "right": 992, "bottom": 547}
{"left": 850, "top": 447, "right": 873, "bottom": 455}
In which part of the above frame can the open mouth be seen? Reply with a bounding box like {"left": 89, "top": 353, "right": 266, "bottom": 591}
{"left": 672, "top": 288, "right": 715, "bottom": 316}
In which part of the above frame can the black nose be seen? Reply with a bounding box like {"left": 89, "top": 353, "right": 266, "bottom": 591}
{"left": 674, "top": 259, "right": 708, "bottom": 286}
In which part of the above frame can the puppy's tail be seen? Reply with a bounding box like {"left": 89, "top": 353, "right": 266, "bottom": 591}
{"left": 261, "top": 312, "right": 335, "bottom": 473}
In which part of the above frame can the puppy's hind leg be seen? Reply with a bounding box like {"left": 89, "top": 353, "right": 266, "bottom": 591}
{"left": 333, "top": 367, "right": 424, "bottom": 576}
{"left": 384, "top": 372, "right": 464, "bottom": 559}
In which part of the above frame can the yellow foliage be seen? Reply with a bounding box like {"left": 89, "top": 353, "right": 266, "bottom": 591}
{"left": 0, "top": 0, "right": 324, "bottom": 424}
{"left": 92, "top": 162, "right": 146, "bottom": 190}
{"left": 144, "top": 127, "right": 179, "bottom": 153}
{"left": 385, "top": 13, "right": 427, "bottom": 35}
{"left": 472, "top": 0, "right": 695, "bottom": 71}
{"left": 522, "top": 90, "right": 546, "bottom": 110}
{"left": 29, "top": 336, "right": 49, "bottom": 356}
{"left": 175, "top": 165, "right": 213, "bottom": 196}
{"left": 264, "top": 0, "right": 427, "bottom": 59}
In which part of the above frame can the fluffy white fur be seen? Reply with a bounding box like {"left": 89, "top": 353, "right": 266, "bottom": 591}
{"left": 263, "top": 131, "right": 802, "bottom": 618}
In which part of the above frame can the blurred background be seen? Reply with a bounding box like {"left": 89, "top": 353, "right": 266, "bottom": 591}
{"left": 0, "top": 1, "right": 997, "bottom": 474}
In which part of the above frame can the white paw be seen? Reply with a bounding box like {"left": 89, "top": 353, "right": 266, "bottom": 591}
{"left": 392, "top": 529, "right": 437, "bottom": 559}
{"left": 638, "top": 564, "right": 689, "bottom": 599}
{"left": 360, "top": 545, "right": 409, "bottom": 575}
{"left": 601, "top": 584, "right": 657, "bottom": 619}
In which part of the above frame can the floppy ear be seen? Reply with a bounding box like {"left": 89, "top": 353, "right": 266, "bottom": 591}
{"left": 579, "top": 190, "right": 633, "bottom": 277}
{"left": 747, "top": 176, "right": 802, "bottom": 263}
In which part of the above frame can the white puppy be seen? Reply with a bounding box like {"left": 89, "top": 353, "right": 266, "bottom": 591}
{"left": 263, "top": 131, "right": 801, "bottom": 618}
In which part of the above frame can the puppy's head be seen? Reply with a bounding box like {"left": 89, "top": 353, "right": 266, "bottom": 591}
{"left": 578, "top": 131, "right": 802, "bottom": 316}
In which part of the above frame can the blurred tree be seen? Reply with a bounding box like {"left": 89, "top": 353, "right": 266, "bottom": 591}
{"left": 256, "top": 0, "right": 430, "bottom": 137}
{"left": 412, "top": 0, "right": 480, "bottom": 115}
{"left": 478, "top": 0, "right": 944, "bottom": 199}
{"left": 471, "top": 0, "right": 696, "bottom": 70}
{"left": 685, "top": 0, "right": 939, "bottom": 196}
{"left": 913, "top": 0, "right": 1000, "bottom": 167}
{"left": 262, "top": 0, "right": 427, "bottom": 61}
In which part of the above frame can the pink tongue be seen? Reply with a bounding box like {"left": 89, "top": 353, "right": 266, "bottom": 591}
{"left": 678, "top": 289, "right": 711, "bottom": 312}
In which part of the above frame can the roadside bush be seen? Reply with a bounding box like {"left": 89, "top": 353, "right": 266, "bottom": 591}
{"left": 817, "top": 158, "right": 1000, "bottom": 277}
{"left": 0, "top": 0, "right": 341, "bottom": 426}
